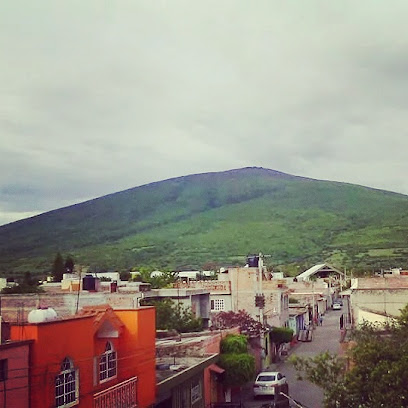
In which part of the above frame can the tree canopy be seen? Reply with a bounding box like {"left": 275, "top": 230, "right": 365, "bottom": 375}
{"left": 52, "top": 252, "right": 65, "bottom": 282}
{"left": 64, "top": 255, "right": 75, "bottom": 273}
{"left": 132, "top": 267, "right": 177, "bottom": 289}
{"left": 269, "top": 327, "right": 294, "bottom": 348}
{"left": 140, "top": 298, "right": 202, "bottom": 333}
{"left": 211, "top": 310, "right": 263, "bottom": 336}
{"left": 290, "top": 305, "right": 408, "bottom": 408}
{"left": 1, "top": 272, "right": 43, "bottom": 294}
{"left": 218, "top": 334, "right": 255, "bottom": 387}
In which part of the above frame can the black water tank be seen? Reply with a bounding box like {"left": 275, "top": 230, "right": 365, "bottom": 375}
{"left": 83, "top": 274, "right": 96, "bottom": 291}
{"left": 247, "top": 255, "right": 259, "bottom": 267}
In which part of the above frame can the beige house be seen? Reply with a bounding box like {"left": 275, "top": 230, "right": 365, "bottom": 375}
{"left": 286, "top": 278, "right": 333, "bottom": 316}
{"left": 173, "top": 267, "right": 290, "bottom": 328}
{"left": 349, "top": 276, "right": 408, "bottom": 326}
{"left": 216, "top": 267, "right": 290, "bottom": 328}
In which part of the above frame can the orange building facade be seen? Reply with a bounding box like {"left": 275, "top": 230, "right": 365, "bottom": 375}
{"left": 0, "top": 339, "right": 32, "bottom": 408}
{"left": 10, "top": 305, "right": 156, "bottom": 408}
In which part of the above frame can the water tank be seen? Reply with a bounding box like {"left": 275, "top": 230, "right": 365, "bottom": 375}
{"left": 83, "top": 274, "right": 96, "bottom": 291}
{"left": 28, "top": 307, "right": 58, "bottom": 323}
{"left": 247, "top": 255, "right": 259, "bottom": 267}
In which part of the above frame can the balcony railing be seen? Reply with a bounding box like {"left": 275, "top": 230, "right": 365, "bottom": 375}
{"left": 94, "top": 377, "right": 137, "bottom": 408}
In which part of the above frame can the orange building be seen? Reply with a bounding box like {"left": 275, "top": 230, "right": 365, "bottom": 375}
{"left": 10, "top": 305, "right": 156, "bottom": 408}
{"left": 0, "top": 339, "right": 32, "bottom": 408}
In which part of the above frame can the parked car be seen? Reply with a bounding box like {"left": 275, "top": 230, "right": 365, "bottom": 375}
{"left": 253, "top": 371, "right": 287, "bottom": 398}
{"left": 332, "top": 302, "right": 342, "bottom": 310}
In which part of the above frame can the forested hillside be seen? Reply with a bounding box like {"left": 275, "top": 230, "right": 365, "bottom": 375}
{"left": 2, "top": 167, "right": 408, "bottom": 277}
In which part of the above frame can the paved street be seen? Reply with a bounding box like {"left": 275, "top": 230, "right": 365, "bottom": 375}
{"left": 242, "top": 307, "right": 344, "bottom": 408}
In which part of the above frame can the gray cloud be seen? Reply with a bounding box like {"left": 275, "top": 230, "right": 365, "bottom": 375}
{"left": 2, "top": 1, "right": 408, "bottom": 225}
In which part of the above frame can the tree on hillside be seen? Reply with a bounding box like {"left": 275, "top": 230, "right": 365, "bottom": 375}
{"left": 64, "top": 255, "right": 75, "bottom": 273}
{"left": 290, "top": 306, "right": 408, "bottom": 408}
{"left": 52, "top": 252, "right": 65, "bottom": 282}
{"left": 211, "top": 310, "right": 263, "bottom": 336}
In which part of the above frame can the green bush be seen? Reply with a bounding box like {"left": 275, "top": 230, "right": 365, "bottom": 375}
{"left": 219, "top": 353, "right": 255, "bottom": 387}
{"left": 220, "top": 334, "right": 248, "bottom": 354}
{"left": 218, "top": 334, "right": 255, "bottom": 388}
{"left": 270, "top": 327, "right": 294, "bottom": 346}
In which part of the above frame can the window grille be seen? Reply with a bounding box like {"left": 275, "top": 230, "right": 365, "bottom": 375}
{"left": 99, "top": 342, "right": 117, "bottom": 382}
{"left": 55, "top": 358, "right": 78, "bottom": 408}
{"left": 211, "top": 299, "right": 225, "bottom": 311}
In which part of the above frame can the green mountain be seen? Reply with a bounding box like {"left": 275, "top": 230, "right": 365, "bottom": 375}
{"left": 2, "top": 167, "right": 408, "bottom": 277}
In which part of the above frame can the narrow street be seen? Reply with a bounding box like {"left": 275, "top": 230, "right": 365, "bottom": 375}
{"left": 243, "top": 306, "right": 344, "bottom": 408}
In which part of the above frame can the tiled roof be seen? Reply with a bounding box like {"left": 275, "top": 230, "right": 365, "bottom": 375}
{"left": 79, "top": 304, "right": 124, "bottom": 331}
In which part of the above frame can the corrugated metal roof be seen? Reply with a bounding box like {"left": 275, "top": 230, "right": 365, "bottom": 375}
{"left": 296, "top": 264, "right": 326, "bottom": 280}
{"left": 296, "top": 263, "right": 343, "bottom": 281}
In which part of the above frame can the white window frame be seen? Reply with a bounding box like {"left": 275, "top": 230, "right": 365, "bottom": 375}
{"left": 55, "top": 357, "right": 79, "bottom": 408}
{"left": 211, "top": 299, "right": 225, "bottom": 311}
{"left": 99, "top": 342, "right": 117, "bottom": 383}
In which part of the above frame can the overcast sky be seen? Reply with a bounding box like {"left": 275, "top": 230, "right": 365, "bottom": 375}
{"left": 2, "top": 1, "right": 408, "bottom": 226}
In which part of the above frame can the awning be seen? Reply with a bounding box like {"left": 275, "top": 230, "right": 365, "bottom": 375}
{"left": 208, "top": 364, "right": 225, "bottom": 374}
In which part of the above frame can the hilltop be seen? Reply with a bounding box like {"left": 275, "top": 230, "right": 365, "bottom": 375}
{"left": 2, "top": 167, "right": 408, "bottom": 276}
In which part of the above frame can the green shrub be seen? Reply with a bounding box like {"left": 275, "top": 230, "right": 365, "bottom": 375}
{"left": 219, "top": 353, "right": 255, "bottom": 387}
{"left": 220, "top": 334, "right": 248, "bottom": 354}
{"left": 270, "top": 327, "right": 294, "bottom": 346}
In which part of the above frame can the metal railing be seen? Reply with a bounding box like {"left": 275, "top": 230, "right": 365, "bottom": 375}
{"left": 94, "top": 376, "right": 138, "bottom": 408}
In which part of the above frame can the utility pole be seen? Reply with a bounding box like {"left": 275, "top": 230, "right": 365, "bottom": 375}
{"left": 252, "top": 252, "right": 271, "bottom": 369}
{"left": 312, "top": 280, "right": 316, "bottom": 328}
{"left": 258, "top": 253, "right": 264, "bottom": 325}
{"left": 258, "top": 253, "right": 265, "bottom": 369}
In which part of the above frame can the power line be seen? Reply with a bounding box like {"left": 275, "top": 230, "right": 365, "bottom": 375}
{"left": 279, "top": 391, "right": 312, "bottom": 408}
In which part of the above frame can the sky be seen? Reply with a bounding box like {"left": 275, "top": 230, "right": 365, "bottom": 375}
{"left": 2, "top": 1, "right": 408, "bottom": 226}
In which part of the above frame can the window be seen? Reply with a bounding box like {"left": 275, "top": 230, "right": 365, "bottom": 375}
{"left": 191, "top": 379, "right": 202, "bottom": 404}
{"left": 99, "top": 342, "right": 117, "bottom": 383}
{"left": 210, "top": 299, "right": 225, "bottom": 311}
{"left": 55, "top": 358, "right": 79, "bottom": 408}
{"left": 0, "top": 360, "right": 7, "bottom": 381}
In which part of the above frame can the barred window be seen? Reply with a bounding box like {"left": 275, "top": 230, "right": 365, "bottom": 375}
{"left": 55, "top": 358, "right": 79, "bottom": 408}
{"left": 99, "top": 342, "right": 117, "bottom": 382}
{"left": 210, "top": 299, "right": 225, "bottom": 311}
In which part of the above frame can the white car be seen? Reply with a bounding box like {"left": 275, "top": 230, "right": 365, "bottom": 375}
{"left": 333, "top": 303, "right": 342, "bottom": 310}
{"left": 253, "top": 371, "right": 287, "bottom": 397}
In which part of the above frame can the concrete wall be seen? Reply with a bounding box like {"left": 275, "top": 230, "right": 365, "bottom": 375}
{"left": 354, "top": 307, "right": 388, "bottom": 326}
{"left": 351, "top": 289, "right": 408, "bottom": 319}
{"left": 1, "top": 292, "right": 142, "bottom": 322}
